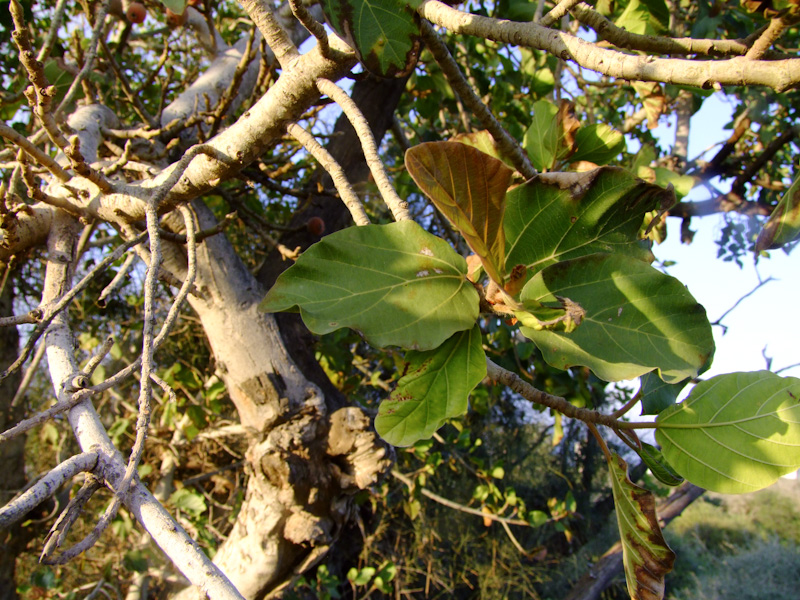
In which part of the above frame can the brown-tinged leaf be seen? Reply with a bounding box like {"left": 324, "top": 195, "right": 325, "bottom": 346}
{"left": 755, "top": 170, "right": 800, "bottom": 252}
{"left": 608, "top": 452, "right": 675, "bottom": 600}
{"left": 632, "top": 82, "right": 666, "bottom": 130}
{"left": 558, "top": 100, "right": 581, "bottom": 156}
{"left": 406, "top": 142, "right": 513, "bottom": 285}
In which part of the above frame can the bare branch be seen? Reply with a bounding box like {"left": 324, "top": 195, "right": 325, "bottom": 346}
{"left": 745, "top": 10, "right": 800, "bottom": 61}
{"left": 541, "top": 0, "right": 583, "bottom": 27}
{"left": 316, "top": 78, "right": 411, "bottom": 221}
{"left": 0, "top": 123, "right": 71, "bottom": 181}
{"left": 419, "top": 20, "right": 537, "bottom": 179}
{"left": 289, "top": 0, "right": 329, "bottom": 56}
{"left": 0, "top": 451, "right": 99, "bottom": 530}
{"left": 392, "top": 469, "right": 534, "bottom": 526}
{"left": 286, "top": 122, "right": 371, "bottom": 226}
{"left": 418, "top": 0, "right": 800, "bottom": 92}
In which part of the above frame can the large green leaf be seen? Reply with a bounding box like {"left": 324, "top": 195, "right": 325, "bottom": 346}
{"left": 259, "top": 221, "right": 479, "bottom": 350}
{"left": 755, "top": 170, "right": 800, "bottom": 251}
{"left": 406, "top": 142, "right": 513, "bottom": 285}
{"left": 608, "top": 453, "right": 675, "bottom": 600}
{"left": 518, "top": 253, "right": 713, "bottom": 383}
{"left": 656, "top": 371, "right": 800, "bottom": 493}
{"left": 505, "top": 168, "right": 671, "bottom": 275}
{"left": 375, "top": 325, "right": 486, "bottom": 446}
{"left": 320, "top": 0, "right": 420, "bottom": 77}
{"left": 568, "top": 123, "right": 626, "bottom": 166}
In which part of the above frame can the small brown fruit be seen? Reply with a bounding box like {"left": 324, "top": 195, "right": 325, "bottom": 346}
{"left": 126, "top": 2, "right": 146, "bottom": 23}
{"left": 166, "top": 8, "right": 188, "bottom": 27}
{"left": 306, "top": 216, "right": 325, "bottom": 236}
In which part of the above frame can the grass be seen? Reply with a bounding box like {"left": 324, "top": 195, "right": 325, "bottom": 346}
{"left": 664, "top": 478, "right": 800, "bottom": 600}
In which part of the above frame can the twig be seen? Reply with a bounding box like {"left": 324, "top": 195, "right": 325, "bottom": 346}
{"left": 37, "top": 0, "right": 70, "bottom": 61}
{"left": 10, "top": 0, "right": 69, "bottom": 151}
{"left": 0, "top": 451, "right": 99, "bottom": 530}
{"left": 486, "top": 359, "right": 656, "bottom": 430}
{"left": 55, "top": 0, "right": 111, "bottom": 116}
{"left": 712, "top": 276, "right": 776, "bottom": 332}
{"left": 286, "top": 122, "right": 371, "bottom": 226}
{"left": 0, "top": 123, "right": 71, "bottom": 181}
{"left": 288, "top": 0, "right": 329, "bottom": 56}
{"left": 0, "top": 231, "right": 148, "bottom": 384}
{"left": 41, "top": 474, "right": 103, "bottom": 563}
{"left": 0, "top": 308, "right": 42, "bottom": 327}
{"left": 541, "top": 0, "right": 584, "bottom": 27}
{"left": 392, "top": 469, "right": 532, "bottom": 527}
{"left": 97, "top": 251, "right": 137, "bottom": 307}
{"left": 745, "top": 10, "right": 800, "bottom": 61}
{"left": 419, "top": 20, "right": 537, "bottom": 179}
{"left": 316, "top": 78, "right": 411, "bottom": 221}
{"left": 11, "top": 337, "right": 47, "bottom": 408}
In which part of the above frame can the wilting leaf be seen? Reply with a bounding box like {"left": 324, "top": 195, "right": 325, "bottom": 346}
{"left": 569, "top": 123, "right": 626, "bottom": 166}
{"left": 633, "top": 82, "right": 667, "bottom": 129}
{"left": 656, "top": 371, "right": 800, "bottom": 493}
{"left": 505, "top": 168, "right": 671, "bottom": 276}
{"left": 755, "top": 171, "right": 800, "bottom": 251}
{"left": 406, "top": 142, "right": 513, "bottom": 284}
{"left": 637, "top": 443, "right": 684, "bottom": 486}
{"left": 320, "top": 0, "right": 420, "bottom": 77}
{"left": 639, "top": 371, "right": 688, "bottom": 415}
{"left": 518, "top": 253, "right": 714, "bottom": 383}
{"left": 260, "top": 221, "right": 479, "bottom": 350}
{"left": 608, "top": 453, "right": 675, "bottom": 600}
{"left": 376, "top": 325, "right": 486, "bottom": 446}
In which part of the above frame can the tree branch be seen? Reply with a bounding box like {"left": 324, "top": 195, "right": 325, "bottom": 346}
{"left": 418, "top": 0, "right": 800, "bottom": 91}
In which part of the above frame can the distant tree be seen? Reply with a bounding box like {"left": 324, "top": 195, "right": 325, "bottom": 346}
{"left": 1, "top": 1, "right": 799, "bottom": 599}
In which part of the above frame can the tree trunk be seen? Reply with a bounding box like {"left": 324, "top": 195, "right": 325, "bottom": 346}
{"left": 0, "top": 268, "right": 27, "bottom": 600}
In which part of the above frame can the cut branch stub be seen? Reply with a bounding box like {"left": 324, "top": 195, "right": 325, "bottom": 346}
{"left": 405, "top": 141, "right": 512, "bottom": 286}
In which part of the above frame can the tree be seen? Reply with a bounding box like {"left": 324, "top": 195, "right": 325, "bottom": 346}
{"left": 0, "top": 0, "right": 799, "bottom": 599}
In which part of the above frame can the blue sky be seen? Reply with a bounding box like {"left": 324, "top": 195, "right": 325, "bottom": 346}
{"left": 651, "top": 95, "right": 800, "bottom": 380}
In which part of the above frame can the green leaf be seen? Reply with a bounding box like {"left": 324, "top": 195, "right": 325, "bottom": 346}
{"left": 608, "top": 453, "right": 675, "bottom": 600}
{"left": 375, "top": 325, "right": 486, "bottom": 446}
{"left": 260, "top": 221, "right": 479, "bottom": 351}
{"left": 523, "top": 99, "right": 561, "bottom": 171}
{"left": 652, "top": 167, "right": 695, "bottom": 199}
{"left": 639, "top": 370, "right": 688, "bottom": 415}
{"left": 569, "top": 124, "right": 626, "bottom": 166}
{"left": 406, "top": 142, "right": 513, "bottom": 284}
{"left": 320, "top": 0, "right": 420, "bottom": 77}
{"left": 615, "top": 0, "right": 669, "bottom": 35}
{"left": 656, "top": 371, "right": 800, "bottom": 494}
{"left": 157, "top": 0, "right": 186, "bottom": 12}
{"left": 505, "top": 168, "right": 671, "bottom": 276}
{"left": 169, "top": 488, "right": 206, "bottom": 515}
{"left": 755, "top": 170, "right": 800, "bottom": 251}
{"left": 637, "top": 443, "right": 684, "bottom": 486}
{"left": 518, "top": 253, "right": 714, "bottom": 383}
